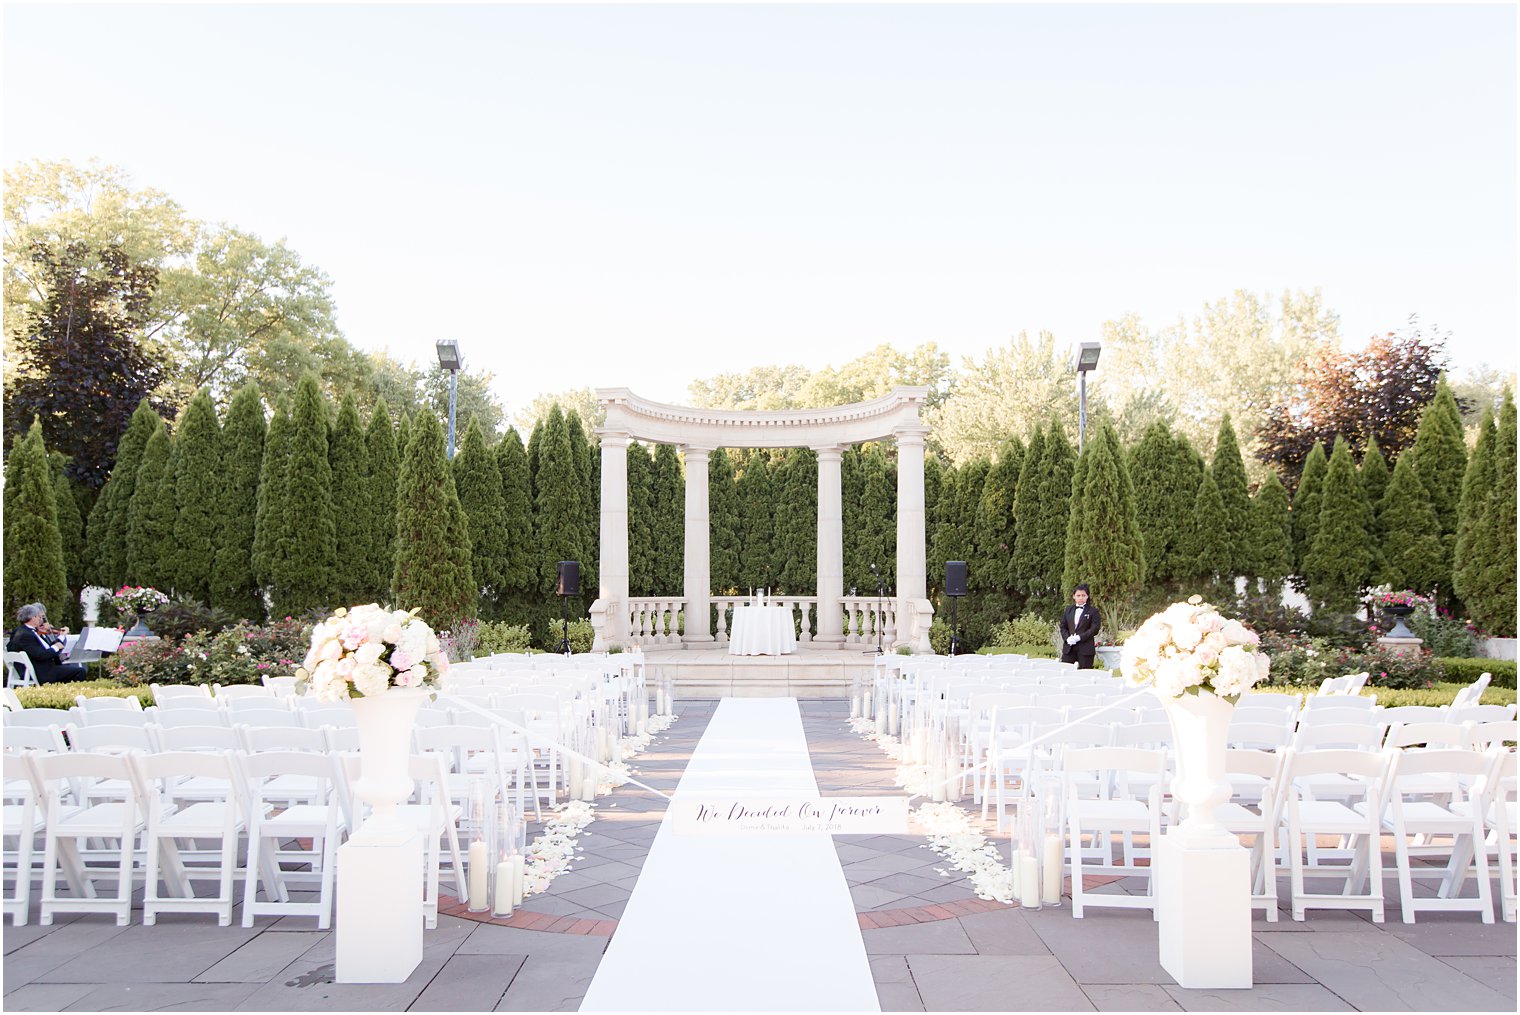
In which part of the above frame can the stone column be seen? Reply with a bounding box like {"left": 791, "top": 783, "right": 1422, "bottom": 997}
{"left": 814, "top": 445, "right": 846, "bottom": 644}
{"left": 596, "top": 432, "right": 631, "bottom": 648}
{"left": 682, "top": 446, "right": 713, "bottom": 643}
{"left": 895, "top": 427, "right": 929, "bottom": 648}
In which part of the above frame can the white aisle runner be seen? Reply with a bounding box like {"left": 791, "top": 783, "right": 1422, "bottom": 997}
{"left": 579, "top": 697, "right": 879, "bottom": 1012}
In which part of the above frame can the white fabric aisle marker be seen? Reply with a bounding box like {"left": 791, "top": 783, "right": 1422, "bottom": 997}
{"left": 579, "top": 697, "right": 880, "bottom": 1013}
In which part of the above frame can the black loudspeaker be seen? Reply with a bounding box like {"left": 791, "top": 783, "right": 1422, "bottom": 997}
{"left": 556, "top": 561, "right": 580, "bottom": 597}
{"left": 945, "top": 561, "right": 968, "bottom": 597}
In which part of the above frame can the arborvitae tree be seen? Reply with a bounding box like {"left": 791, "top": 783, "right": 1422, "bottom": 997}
{"left": 1211, "top": 414, "right": 1251, "bottom": 574}
{"left": 1011, "top": 426, "right": 1046, "bottom": 594}
{"left": 395, "top": 411, "right": 412, "bottom": 463}
{"left": 51, "top": 464, "right": 85, "bottom": 627}
{"left": 168, "top": 389, "right": 222, "bottom": 604}
{"left": 564, "top": 411, "right": 598, "bottom": 596}
{"left": 3, "top": 422, "right": 70, "bottom": 622}
{"left": 857, "top": 443, "right": 897, "bottom": 590}
{"left": 252, "top": 400, "right": 292, "bottom": 597}
{"left": 649, "top": 443, "right": 685, "bottom": 595}
{"left": 1406, "top": 377, "right": 1468, "bottom": 543}
{"left": 210, "top": 384, "right": 266, "bottom": 619}
{"left": 326, "top": 395, "right": 372, "bottom": 605}
{"left": 974, "top": 438, "right": 1022, "bottom": 592}
{"left": 774, "top": 448, "right": 818, "bottom": 594}
{"left": 1452, "top": 410, "right": 1496, "bottom": 614}
{"left": 1188, "top": 471, "right": 1232, "bottom": 587}
{"left": 928, "top": 463, "right": 959, "bottom": 584}
{"left": 735, "top": 452, "right": 775, "bottom": 590}
{"left": 1359, "top": 435, "right": 1390, "bottom": 508}
{"left": 1014, "top": 420, "right": 1074, "bottom": 608}
{"left": 273, "top": 374, "right": 338, "bottom": 616}
{"left": 921, "top": 453, "right": 946, "bottom": 597}
{"left": 533, "top": 406, "right": 588, "bottom": 597}
{"left": 525, "top": 417, "right": 543, "bottom": 493}
{"left": 1248, "top": 472, "right": 1294, "bottom": 588}
{"left": 841, "top": 447, "right": 865, "bottom": 590}
{"left": 124, "top": 422, "right": 171, "bottom": 587}
{"left": 1376, "top": 454, "right": 1445, "bottom": 593}
{"left": 1455, "top": 394, "right": 1516, "bottom": 636}
{"left": 363, "top": 402, "right": 399, "bottom": 601}
{"left": 453, "top": 419, "right": 510, "bottom": 613}
{"left": 1291, "top": 441, "right": 1329, "bottom": 578}
{"left": 392, "top": 409, "right": 476, "bottom": 627}
{"left": 144, "top": 439, "right": 180, "bottom": 590}
{"left": 626, "top": 442, "right": 656, "bottom": 595}
{"left": 1061, "top": 423, "right": 1143, "bottom": 607}
{"left": 86, "top": 399, "right": 159, "bottom": 589}
{"left": 1303, "top": 437, "right": 1375, "bottom": 612}
{"left": 709, "top": 448, "right": 741, "bottom": 595}
{"left": 1060, "top": 440, "right": 1092, "bottom": 597}
{"left": 495, "top": 426, "right": 537, "bottom": 621}
{"left": 1129, "top": 422, "right": 1188, "bottom": 584}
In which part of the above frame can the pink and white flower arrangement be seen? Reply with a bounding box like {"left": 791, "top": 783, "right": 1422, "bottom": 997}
{"left": 295, "top": 604, "right": 449, "bottom": 701}
{"left": 111, "top": 585, "right": 170, "bottom": 614}
{"left": 1119, "top": 595, "right": 1271, "bottom": 700}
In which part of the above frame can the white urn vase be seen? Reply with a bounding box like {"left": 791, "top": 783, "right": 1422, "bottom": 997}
{"left": 1159, "top": 689, "right": 1236, "bottom": 847}
{"left": 350, "top": 687, "right": 428, "bottom": 833}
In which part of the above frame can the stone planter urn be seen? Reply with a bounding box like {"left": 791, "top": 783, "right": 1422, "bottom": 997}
{"left": 1383, "top": 604, "right": 1416, "bottom": 640}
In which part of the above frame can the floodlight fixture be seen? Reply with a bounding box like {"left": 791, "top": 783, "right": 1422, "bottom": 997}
{"left": 1076, "top": 341, "right": 1102, "bottom": 373}
{"left": 435, "top": 339, "right": 463, "bottom": 372}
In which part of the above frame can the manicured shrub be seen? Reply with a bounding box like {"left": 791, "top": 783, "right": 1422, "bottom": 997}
{"left": 1290, "top": 441, "right": 1328, "bottom": 576}
{"left": 272, "top": 373, "right": 338, "bottom": 616}
{"left": 17, "top": 680, "right": 152, "bottom": 709}
{"left": 1303, "top": 437, "right": 1375, "bottom": 612}
{"left": 735, "top": 451, "right": 775, "bottom": 590}
{"left": 2, "top": 420, "right": 70, "bottom": 622}
{"left": 475, "top": 621, "right": 534, "bottom": 655}
{"left": 1211, "top": 414, "right": 1251, "bottom": 574}
{"left": 169, "top": 389, "right": 222, "bottom": 604}
{"left": 453, "top": 419, "right": 510, "bottom": 609}
{"left": 973, "top": 438, "right": 1021, "bottom": 591}
{"left": 393, "top": 409, "right": 476, "bottom": 629}
{"left": 1376, "top": 454, "right": 1445, "bottom": 593}
{"left": 210, "top": 384, "right": 266, "bottom": 619}
{"left": 709, "top": 448, "right": 741, "bottom": 595}
{"left": 328, "top": 394, "right": 372, "bottom": 604}
{"left": 1248, "top": 472, "right": 1294, "bottom": 586}
{"left": 124, "top": 422, "right": 170, "bottom": 586}
{"left": 364, "top": 401, "right": 400, "bottom": 601}
{"left": 1062, "top": 423, "right": 1143, "bottom": 609}
{"left": 86, "top": 399, "right": 159, "bottom": 589}
{"left": 1437, "top": 657, "right": 1516, "bottom": 690}
{"left": 991, "top": 612, "right": 1055, "bottom": 648}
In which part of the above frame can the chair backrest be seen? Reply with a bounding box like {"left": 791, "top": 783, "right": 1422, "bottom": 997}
{"left": 151, "top": 708, "right": 230, "bottom": 729}
{"left": 300, "top": 706, "right": 356, "bottom": 729}
{"left": 1224, "top": 747, "right": 1282, "bottom": 781}
{"left": 1238, "top": 690, "right": 1302, "bottom": 712}
{"left": 4, "top": 707, "right": 76, "bottom": 729}
{"left": 1304, "top": 694, "right": 1377, "bottom": 714}
{"left": 152, "top": 724, "right": 240, "bottom": 752}
{"left": 238, "top": 724, "right": 329, "bottom": 753}
{"left": 322, "top": 725, "right": 359, "bottom": 752}
{"left": 969, "top": 692, "right": 1034, "bottom": 714}
{"left": 1451, "top": 673, "right": 1493, "bottom": 710}
{"left": 239, "top": 750, "right": 343, "bottom": 813}
{"left": 1465, "top": 720, "right": 1518, "bottom": 750}
{"left": 1063, "top": 746, "right": 1166, "bottom": 778}
{"left": 261, "top": 674, "right": 299, "bottom": 695}
{"left": 3, "top": 750, "right": 42, "bottom": 799}
{"left": 2, "top": 687, "right": 24, "bottom": 711}
{"left": 1450, "top": 704, "right": 1517, "bottom": 724}
{"left": 1227, "top": 721, "right": 1292, "bottom": 751}
{"left": 1282, "top": 745, "right": 1389, "bottom": 782}
{"left": 1383, "top": 721, "right": 1470, "bottom": 751}
{"left": 74, "top": 695, "right": 143, "bottom": 714}
{"left": 225, "top": 705, "right": 301, "bottom": 728}
{"left": 1378, "top": 705, "right": 1448, "bottom": 728}
{"left": 213, "top": 684, "right": 276, "bottom": 701}
{"left": 1298, "top": 708, "right": 1378, "bottom": 730}
{"left": 152, "top": 695, "right": 222, "bottom": 714}
{"left": 65, "top": 723, "right": 155, "bottom": 753}
{"left": 992, "top": 705, "right": 1065, "bottom": 731}
{"left": 1112, "top": 721, "right": 1172, "bottom": 750}
{"left": 4, "top": 651, "right": 38, "bottom": 688}
{"left": 133, "top": 749, "right": 240, "bottom": 793}
{"left": 1293, "top": 722, "right": 1383, "bottom": 751}
{"left": 151, "top": 683, "right": 213, "bottom": 705}
{"left": 2, "top": 725, "right": 66, "bottom": 752}
{"left": 34, "top": 749, "right": 144, "bottom": 798}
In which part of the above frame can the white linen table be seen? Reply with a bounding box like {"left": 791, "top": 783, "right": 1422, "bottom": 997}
{"left": 728, "top": 605, "right": 797, "bottom": 656}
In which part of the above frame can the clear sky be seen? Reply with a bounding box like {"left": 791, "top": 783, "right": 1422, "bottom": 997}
{"left": 4, "top": 3, "right": 1515, "bottom": 415}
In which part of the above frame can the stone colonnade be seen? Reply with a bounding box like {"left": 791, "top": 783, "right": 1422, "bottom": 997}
{"left": 591, "top": 387, "right": 933, "bottom": 652}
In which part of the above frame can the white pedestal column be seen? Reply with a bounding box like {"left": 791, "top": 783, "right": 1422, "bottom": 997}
{"left": 336, "top": 829, "right": 424, "bottom": 983}
{"left": 596, "top": 432, "right": 631, "bottom": 649}
{"left": 683, "top": 446, "right": 713, "bottom": 643}
{"left": 894, "top": 427, "right": 929, "bottom": 651}
{"left": 814, "top": 445, "right": 845, "bottom": 644}
{"left": 1155, "top": 834, "right": 1253, "bottom": 989}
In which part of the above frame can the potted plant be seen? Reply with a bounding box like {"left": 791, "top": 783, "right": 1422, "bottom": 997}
{"left": 111, "top": 585, "right": 170, "bottom": 638}
{"left": 1372, "top": 589, "right": 1423, "bottom": 640}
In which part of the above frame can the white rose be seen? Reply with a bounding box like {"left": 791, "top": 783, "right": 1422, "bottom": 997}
{"left": 1255, "top": 653, "right": 1272, "bottom": 682}
{"left": 1221, "top": 619, "right": 1254, "bottom": 646}
{"left": 1213, "top": 646, "right": 1257, "bottom": 696}
{"left": 352, "top": 663, "right": 391, "bottom": 697}
{"left": 355, "top": 642, "right": 385, "bottom": 666}
{"left": 1171, "top": 621, "right": 1203, "bottom": 651}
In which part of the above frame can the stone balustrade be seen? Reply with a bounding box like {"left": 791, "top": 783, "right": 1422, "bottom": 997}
{"left": 711, "top": 596, "right": 819, "bottom": 645}
{"left": 839, "top": 595, "right": 896, "bottom": 649}
{"left": 626, "top": 598, "right": 687, "bottom": 648}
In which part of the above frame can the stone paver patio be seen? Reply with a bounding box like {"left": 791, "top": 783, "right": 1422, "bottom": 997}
{"left": 3, "top": 698, "right": 1514, "bottom": 1011}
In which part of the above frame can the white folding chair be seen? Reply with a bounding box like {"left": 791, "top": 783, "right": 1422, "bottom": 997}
{"left": 152, "top": 725, "right": 240, "bottom": 753}
{"left": 1450, "top": 674, "right": 1493, "bottom": 711}
{"left": 1466, "top": 721, "right": 1518, "bottom": 752}
{"left": 1485, "top": 750, "right": 1516, "bottom": 922}
{"left": 34, "top": 751, "right": 146, "bottom": 926}
{"left": 3, "top": 709, "right": 75, "bottom": 733}
{"left": 134, "top": 751, "right": 246, "bottom": 925}
{"left": 1378, "top": 705, "right": 1449, "bottom": 729}
{"left": 4, "top": 752, "right": 45, "bottom": 924}
{"left": 1, "top": 688, "right": 23, "bottom": 712}
{"left": 212, "top": 684, "right": 276, "bottom": 702}
{"left": 150, "top": 684, "right": 213, "bottom": 706}
{"left": 1228, "top": 721, "right": 1293, "bottom": 752}
{"left": 1379, "top": 747, "right": 1496, "bottom": 924}
{"left": 2, "top": 726, "right": 66, "bottom": 753}
{"left": 1065, "top": 746, "right": 1166, "bottom": 917}
{"left": 261, "top": 675, "right": 299, "bottom": 696}
{"left": 1279, "top": 748, "right": 1391, "bottom": 922}
{"left": 239, "top": 751, "right": 346, "bottom": 928}
{"left": 1451, "top": 705, "right": 1518, "bottom": 725}
{"left": 72, "top": 696, "right": 144, "bottom": 721}
{"left": 4, "top": 652, "right": 39, "bottom": 689}
{"left": 1221, "top": 748, "right": 1285, "bottom": 921}
{"left": 224, "top": 702, "right": 302, "bottom": 729}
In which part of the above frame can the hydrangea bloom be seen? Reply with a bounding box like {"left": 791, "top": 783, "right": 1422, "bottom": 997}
{"left": 295, "top": 604, "right": 450, "bottom": 701}
{"left": 1119, "top": 595, "right": 1270, "bottom": 700}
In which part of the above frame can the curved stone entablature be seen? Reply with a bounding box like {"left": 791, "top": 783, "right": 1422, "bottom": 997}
{"left": 596, "top": 386, "right": 932, "bottom": 449}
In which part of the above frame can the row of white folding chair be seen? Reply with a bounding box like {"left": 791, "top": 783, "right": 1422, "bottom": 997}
{"left": 1317, "top": 672, "right": 1371, "bottom": 696}
{"left": 5, "top": 747, "right": 465, "bottom": 929}
{"left": 1061, "top": 743, "right": 1513, "bottom": 924}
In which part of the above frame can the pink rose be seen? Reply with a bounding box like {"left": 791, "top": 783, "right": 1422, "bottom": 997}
{"left": 390, "top": 649, "right": 415, "bottom": 671}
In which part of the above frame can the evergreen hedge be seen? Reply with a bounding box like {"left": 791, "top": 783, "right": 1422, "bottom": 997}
{"left": 3, "top": 421, "right": 70, "bottom": 622}
{"left": 170, "top": 389, "right": 222, "bottom": 604}
{"left": 211, "top": 384, "right": 266, "bottom": 618}
{"left": 392, "top": 409, "right": 476, "bottom": 628}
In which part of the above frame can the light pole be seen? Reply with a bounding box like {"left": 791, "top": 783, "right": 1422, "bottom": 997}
{"left": 1076, "top": 341, "right": 1101, "bottom": 452}
{"left": 436, "top": 339, "right": 462, "bottom": 459}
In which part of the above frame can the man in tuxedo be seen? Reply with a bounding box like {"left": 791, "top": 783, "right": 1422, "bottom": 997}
{"left": 6, "top": 603, "right": 88, "bottom": 684}
{"left": 1058, "top": 584, "right": 1101, "bottom": 669}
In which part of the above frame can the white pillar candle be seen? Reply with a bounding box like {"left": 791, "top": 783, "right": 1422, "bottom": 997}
{"left": 850, "top": 689, "right": 861, "bottom": 719}
{"left": 512, "top": 853, "right": 526, "bottom": 905}
{"left": 930, "top": 757, "right": 946, "bottom": 802}
{"left": 492, "top": 859, "right": 515, "bottom": 917}
{"left": 468, "top": 841, "right": 490, "bottom": 911}
{"left": 582, "top": 765, "right": 598, "bottom": 800}
{"left": 1018, "top": 852, "right": 1040, "bottom": 908}
{"left": 568, "top": 753, "right": 582, "bottom": 798}
{"left": 1043, "top": 834, "right": 1064, "bottom": 904}
{"left": 1009, "top": 854, "right": 1023, "bottom": 902}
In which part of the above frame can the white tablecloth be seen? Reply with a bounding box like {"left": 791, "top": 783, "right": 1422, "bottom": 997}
{"left": 728, "top": 605, "right": 797, "bottom": 656}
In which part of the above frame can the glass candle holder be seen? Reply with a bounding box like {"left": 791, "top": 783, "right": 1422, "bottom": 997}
{"left": 1015, "top": 787, "right": 1042, "bottom": 910}
{"left": 1040, "top": 782, "right": 1064, "bottom": 907}
{"left": 466, "top": 783, "right": 494, "bottom": 913}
